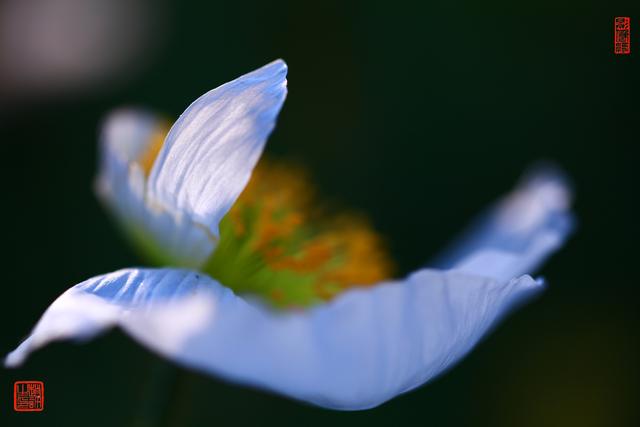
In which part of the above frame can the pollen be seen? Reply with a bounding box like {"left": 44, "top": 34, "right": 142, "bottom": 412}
{"left": 204, "top": 159, "right": 395, "bottom": 308}
{"left": 137, "top": 121, "right": 171, "bottom": 177}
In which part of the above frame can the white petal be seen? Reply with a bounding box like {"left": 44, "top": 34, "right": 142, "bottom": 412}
{"left": 96, "top": 60, "right": 288, "bottom": 267}
{"left": 96, "top": 109, "right": 211, "bottom": 266}
{"left": 148, "top": 59, "right": 288, "bottom": 243}
{"left": 432, "top": 165, "right": 574, "bottom": 282}
{"left": 4, "top": 269, "right": 215, "bottom": 367}
{"left": 6, "top": 267, "right": 541, "bottom": 410}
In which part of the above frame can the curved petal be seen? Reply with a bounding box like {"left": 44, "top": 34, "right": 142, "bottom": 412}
{"left": 148, "top": 59, "right": 288, "bottom": 246}
{"left": 96, "top": 60, "right": 288, "bottom": 267}
{"left": 4, "top": 269, "right": 220, "bottom": 367}
{"left": 95, "top": 109, "right": 207, "bottom": 266}
{"left": 6, "top": 267, "right": 541, "bottom": 410}
{"left": 432, "top": 165, "right": 574, "bottom": 282}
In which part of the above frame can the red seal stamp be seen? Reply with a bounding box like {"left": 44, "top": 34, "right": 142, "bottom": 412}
{"left": 14, "top": 381, "right": 44, "bottom": 412}
{"left": 614, "top": 17, "right": 631, "bottom": 54}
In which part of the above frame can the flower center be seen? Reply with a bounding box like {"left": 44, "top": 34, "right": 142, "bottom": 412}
{"left": 202, "top": 160, "right": 395, "bottom": 308}
{"left": 132, "top": 119, "right": 394, "bottom": 308}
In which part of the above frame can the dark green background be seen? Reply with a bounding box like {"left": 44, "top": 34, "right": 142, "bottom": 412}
{"left": 1, "top": 1, "right": 638, "bottom": 426}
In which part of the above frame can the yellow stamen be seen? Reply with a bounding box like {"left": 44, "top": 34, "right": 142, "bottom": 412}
{"left": 210, "top": 159, "right": 395, "bottom": 307}
{"left": 137, "top": 121, "right": 171, "bottom": 177}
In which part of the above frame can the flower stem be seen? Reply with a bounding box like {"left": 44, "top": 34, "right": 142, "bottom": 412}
{"left": 131, "top": 359, "right": 180, "bottom": 427}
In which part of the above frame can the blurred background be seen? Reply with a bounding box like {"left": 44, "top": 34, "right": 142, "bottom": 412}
{"left": 1, "top": 0, "right": 638, "bottom": 426}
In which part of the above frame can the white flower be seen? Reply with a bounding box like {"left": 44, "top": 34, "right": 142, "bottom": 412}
{"left": 4, "top": 59, "right": 574, "bottom": 410}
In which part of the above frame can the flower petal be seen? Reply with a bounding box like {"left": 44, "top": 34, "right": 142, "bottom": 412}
{"left": 96, "top": 60, "right": 288, "bottom": 267}
{"left": 6, "top": 267, "right": 541, "bottom": 410}
{"left": 148, "top": 59, "right": 288, "bottom": 245}
{"left": 432, "top": 165, "right": 574, "bottom": 282}
{"left": 4, "top": 269, "right": 219, "bottom": 368}
{"left": 96, "top": 109, "right": 210, "bottom": 266}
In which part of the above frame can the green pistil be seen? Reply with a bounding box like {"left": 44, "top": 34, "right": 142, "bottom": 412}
{"left": 202, "top": 207, "right": 327, "bottom": 309}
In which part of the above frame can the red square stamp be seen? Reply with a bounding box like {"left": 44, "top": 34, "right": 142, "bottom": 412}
{"left": 614, "top": 17, "right": 631, "bottom": 54}
{"left": 14, "top": 381, "right": 44, "bottom": 412}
